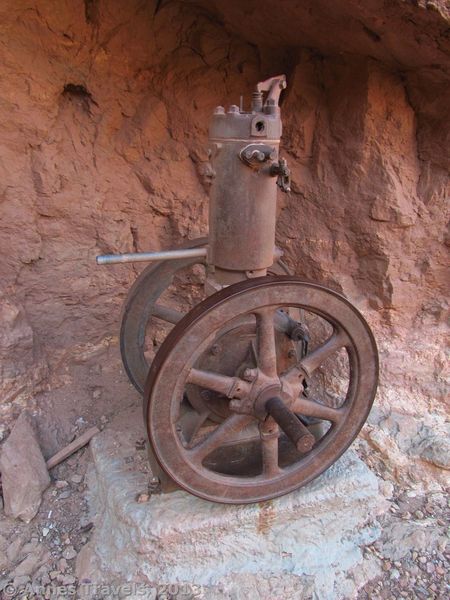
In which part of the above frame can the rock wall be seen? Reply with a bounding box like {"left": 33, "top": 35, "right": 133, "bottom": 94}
{"left": 0, "top": 1, "right": 448, "bottom": 442}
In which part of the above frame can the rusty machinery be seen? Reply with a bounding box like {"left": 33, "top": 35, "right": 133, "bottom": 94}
{"left": 97, "top": 76, "right": 378, "bottom": 504}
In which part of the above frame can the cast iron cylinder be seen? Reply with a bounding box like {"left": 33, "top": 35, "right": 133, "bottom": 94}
{"left": 208, "top": 78, "right": 285, "bottom": 282}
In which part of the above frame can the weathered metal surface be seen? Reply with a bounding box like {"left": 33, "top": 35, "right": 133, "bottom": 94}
{"left": 119, "top": 237, "right": 291, "bottom": 394}
{"left": 144, "top": 277, "right": 378, "bottom": 503}
{"left": 97, "top": 75, "right": 379, "bottom": 504}
{"left": 265, "top": 396, "right": 315, "bottom": 453}
{"left": 96, "top": 246, "right": 207, "bottom": 265}
{"left": 208, "top": 75, "right": 288, "bottom": 281}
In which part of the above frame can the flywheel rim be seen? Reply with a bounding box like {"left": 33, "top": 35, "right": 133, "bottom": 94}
{"left": 144, "top": 276, "right": 378, "bottom": 504}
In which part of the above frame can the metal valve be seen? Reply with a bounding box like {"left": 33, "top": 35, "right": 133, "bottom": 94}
{"left": 239, "top": 143, "right": 277, "bottom": 168}
{"left": 270, "top": 157, "right": 291, "bottom": 193}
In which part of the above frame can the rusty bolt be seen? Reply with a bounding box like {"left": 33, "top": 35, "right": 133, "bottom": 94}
{"left": 243, "top": 368, "right": 258, "bottom": 382}
{"left": 229, "top": 400, "right": 241, "bottom": 412}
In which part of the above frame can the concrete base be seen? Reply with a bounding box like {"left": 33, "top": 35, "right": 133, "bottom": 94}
{"left": 78, "top": 407, "right": 387, "bottom": 599}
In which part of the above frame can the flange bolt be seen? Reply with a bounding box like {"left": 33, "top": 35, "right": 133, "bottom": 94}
{"left": 243, "top": 368, "right": 258, "bottom": 382}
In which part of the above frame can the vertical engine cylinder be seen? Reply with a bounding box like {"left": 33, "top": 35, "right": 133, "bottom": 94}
{"left": 208, "top": 76, "right": 286, "bottom": 283}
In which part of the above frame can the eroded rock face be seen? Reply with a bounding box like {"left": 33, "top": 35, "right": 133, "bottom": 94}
{"left": 0, "top": 1, "right": 448, "bottom": 450}
{"left": 0, "top": 295, "right": 48, "bottom": 431}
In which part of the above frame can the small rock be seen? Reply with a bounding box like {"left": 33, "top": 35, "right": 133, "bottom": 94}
{"left": 13, "top": 552, "right": 42, "bottom": 577}
{"left": 62, "top": 546, "right": 77, "bottom": 560}
{"left": 379, "top": 480, "right": 394, "bottom": 498}
{"left": 92, "top": 389, "right": 102, "bottom": 400}
{"left": 426, "top": 561, "right": 435, "bottom": 574}
{"left": 58, "top": 491, "right": 71, "bottom": 500}
{"left": 55, "top": 480, "right": 68, "bottom": 489}
{"left": 0, "top": 549, "right": 9, "bottom": 571}
{"left": 390, "top": 569, "right": 400, "bottom": 580}
{"left": 49, "top": 570, "right": 60, "bottom": 580}
{"left": 71, "top": 474, "right": 83, "bottom": 484}
{"left": 135, "top": 439, "right": 146, "bottom": 451}
{"left": 437, "top": 538, "right": 447, "bottom": 551}
{"left": 419, "top": 436, "right": 450, "bottom": 470}
{"left": 7, "top": 536, "right": 25, "bottom": 562}
{"left": 100, "top": 415, "right": 108, "bottom": 424}
{"left": 42, "top": 527, "right": 50, "bottom": 537}
{"left": 38, "top": 572, "right": 51, "bottom": 586}
{"left": 62, "top": 574, "right": 76, "bottom": 585}
{"left": 13, "top": 575, "right": 30, "bottom": 587}
{"left": 136, "top": 492, "right": 150, "bottom": 503}
{"left": 58, "top": 558, "right": 68, "bottom": 572}
{"left": 0, "top": 413, "right": 50, "bottom": 522}
{"left": 379, "top": 521, "right": 439, "bottom": 560}
{"left": 415, "top": 510, "right": 424, "bottom": 519}
{"left": 419, "top": 556, "right": 427, "bottom": 564}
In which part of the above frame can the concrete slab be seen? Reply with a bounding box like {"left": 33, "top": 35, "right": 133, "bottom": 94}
{"left": 78, "top": 407, "right": 387, "bottom": 599}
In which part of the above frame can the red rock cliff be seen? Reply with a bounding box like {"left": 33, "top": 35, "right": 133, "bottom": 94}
{"left": 0, "top": 1, "right": 448, "bottom": 444}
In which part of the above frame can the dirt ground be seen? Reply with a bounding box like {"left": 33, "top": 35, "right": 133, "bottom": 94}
{"left": 0, "top": 342, "right": 448, "bottom": 599}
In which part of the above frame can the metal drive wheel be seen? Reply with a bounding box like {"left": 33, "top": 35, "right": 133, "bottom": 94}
{"left": 120, "top": 238, "right": 290, "bottom": 394}
{"left": 144, "top": 276, "right": 378, "bottom": 504}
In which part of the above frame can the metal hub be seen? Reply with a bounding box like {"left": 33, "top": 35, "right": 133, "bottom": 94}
{"left": 144, "top": 276, "right": 378, "bottom": 504}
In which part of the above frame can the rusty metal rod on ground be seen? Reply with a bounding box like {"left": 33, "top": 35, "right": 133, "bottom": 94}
{"left": 96, "top": 247, "right": 208, "bottom": 265}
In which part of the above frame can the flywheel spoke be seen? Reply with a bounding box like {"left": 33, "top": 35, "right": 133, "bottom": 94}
{"left": 145, "top": 276, "right": 378, "bottom": 504}
{"left": 291, "top": 396, "right": 345, "bottom": 423}
{"left": 261, "top": 434, "right": 280, "bottom": 476}
{"left": 255, "top": 307, "right": 278, "bottom": 378}
{"left": 298, "top": 328, "right": 349, "bottom": 376}
{"left": 187, "top": 368, "right": 250, "bottom": 398}
{"left": 187, "top": 414, "right": 253, "bottom": 462}
{"left": 153, "top": 303, "right": 185, "bottom": 324}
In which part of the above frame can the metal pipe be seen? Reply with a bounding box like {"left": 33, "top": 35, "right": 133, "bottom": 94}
{"left": 153, "top": 304, "right": 184, "bottom": 325}
{"left": 96, "top": 247, "right": 208, "bottom": 265}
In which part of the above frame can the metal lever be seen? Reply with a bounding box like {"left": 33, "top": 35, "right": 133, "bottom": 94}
{"left": 256, "top": 75, "right": 287, "bottom": 107}
{"left": 265, "top": 397, "right": 315, "bottom": 453}
{"left": 270, "top": 157, "right": 291, "bottom": 193}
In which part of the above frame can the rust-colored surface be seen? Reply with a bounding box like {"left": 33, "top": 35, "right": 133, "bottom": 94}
{"left": 144, "top": 277, "right": 378, "bottom": 503}
{"left": 0, "top": 0, "right": 448, "bottom": 464}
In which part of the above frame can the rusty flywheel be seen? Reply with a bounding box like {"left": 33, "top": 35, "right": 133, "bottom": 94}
{"left": 119, "top": 238, "right": 290, "bottom": 396}
{"left": 144, "top": 276, "right": 378, "bottom": 504}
